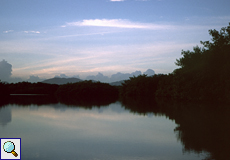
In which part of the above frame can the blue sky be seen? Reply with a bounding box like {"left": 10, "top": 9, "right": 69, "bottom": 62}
{"left": 1, "top": 0, "right": 230, "bottom": 80}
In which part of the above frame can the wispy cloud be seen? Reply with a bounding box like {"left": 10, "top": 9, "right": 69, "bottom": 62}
{"left": 3, "top": 30, "right": 14, "bottom": 33}
{"left": 52, "top": 31, "right": 119, "bottom": 39}
{"left": 62, "top": 19, "right": 173, "bottom": 30}
{"left": 24, "top": 31, "right": 40, "bottom": 34}
{"left": 10, "top": 40, "right": 196, "bottom": 78}
{"left": 110, "top": 0, "right": 125, "bottom": 1}
{"left": 111, "top": 0, "right": 149, "bottom": 1}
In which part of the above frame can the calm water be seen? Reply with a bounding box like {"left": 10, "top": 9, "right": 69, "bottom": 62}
{"left": 0, "top": 96, "right": 229, "bottom": 160}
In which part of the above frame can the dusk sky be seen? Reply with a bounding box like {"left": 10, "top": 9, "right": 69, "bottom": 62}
{"left": 1, "top": 0, "right": 230, "bottom": 80}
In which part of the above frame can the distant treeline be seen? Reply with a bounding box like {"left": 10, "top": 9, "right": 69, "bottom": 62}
{"left": 0, "top": 81, "right": 59, "bottom": 95}
{"left": 0, "top": 23, "right": 230, "bottom": 102}
{"left": 56, "top": 80, "right": 119, "bottom": 103}
{"left": 0, "top": 80, "right": 119, "bottom": 103}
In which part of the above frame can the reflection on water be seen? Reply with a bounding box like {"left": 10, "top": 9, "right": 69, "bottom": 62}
{"left": 0, "top": 96, "right": 229, "bottom": 160}
{"left": 122, "top": 97, "right": 230, "bottom": 160}
{"left": 0, "top": 107, "right": 11, "bottom": 126}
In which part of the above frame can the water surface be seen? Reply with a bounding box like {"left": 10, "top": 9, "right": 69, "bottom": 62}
{"left": 1, "top": 96, "right": 228, "bottom": 160}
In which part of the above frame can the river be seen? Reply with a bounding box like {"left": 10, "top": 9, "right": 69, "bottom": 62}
{"left": 0, "top": 95, "right": 229, "bottom": 160}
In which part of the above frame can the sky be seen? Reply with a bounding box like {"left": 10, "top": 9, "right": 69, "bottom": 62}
{"left": 1, "top": 0, "right": 230, "bottom": 81}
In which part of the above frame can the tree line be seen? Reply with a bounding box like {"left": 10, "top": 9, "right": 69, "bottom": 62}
{"left": 0, "top": 80, "right": 119, "bottom": 103}
{"left": 0, "top": 81, "right": 59, "bottom": 95}
{"left": 121, "top": 23, "right": 230, "bottom": 102}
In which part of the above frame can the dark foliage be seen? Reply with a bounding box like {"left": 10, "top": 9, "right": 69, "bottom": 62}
{"left": 0, "top": 80, "right": 10, "bottom": 96}
{"left": 169, "top": 102, "right": 230, "bottom": 160}
{"left": 8, "top": 82, "right": 59, "bottom": 95}
{"left": 119, "top": 23, "right": 230, "bottom": 103}
{"left": 119, "top": 74, "right": 164, "bottom": 99}
{"left": 120, "top": 96, "right": 160, "bottom": 115}
{"left": 155, "top": 74, "right": 174, "bottom": 98}
{"left": 0, "top": 95, "right": 58, "bottom": 107}
{"left": 56, "top": 80, "right": 119, "bottom": 101}
{"left": 121, "top": 97, "right": 230, "bottom": 160}
{"left": 172, "top": 23, "right": 230, "bottom": 101}
{"left": 1, "top": 80, "right": 119, "bottom": 105}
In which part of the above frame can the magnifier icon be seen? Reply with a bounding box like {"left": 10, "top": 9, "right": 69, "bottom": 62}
{"left": 3, "top": 141, "right": 18, "bottom": 157}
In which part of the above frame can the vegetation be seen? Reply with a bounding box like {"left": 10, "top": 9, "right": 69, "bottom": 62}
{"left": 171, "top": 23, "right": 230, "bottom": 101}
{"left": 121, "top": 23, "right": 230, "bottom": 102}
{"left": 122, "top": 97, "right": 230, "bottom": 160}
{"left": 169, "top": 23, "right": 230, "bottom": 100}
{"left": 8, "top": 82, "right": 59, "bottom": 95}
{"left": 56, "top": 80, "right": 119, "bottom": 100}
{"left": 119, "top": 74, "right": 164, "bottom": 99}
{"left": 0, "top": 80, "right": 10, "bottom": 96}
{"left": 0, "top": 80, "right": 119, "bottom": 107}
{"left": 0, "top": 95, "right": 58, "bottom": 107}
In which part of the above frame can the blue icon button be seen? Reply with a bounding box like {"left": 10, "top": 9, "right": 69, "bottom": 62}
{"left": 0, "top": 138, "right": 21, "bottom": 160}
{"left": 3, "top": 141, "right": 18, "bottom": 157}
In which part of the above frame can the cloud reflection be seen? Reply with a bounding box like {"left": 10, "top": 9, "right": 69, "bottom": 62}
{"left": 0, "top": 107, "right": 11, "bottom": 126}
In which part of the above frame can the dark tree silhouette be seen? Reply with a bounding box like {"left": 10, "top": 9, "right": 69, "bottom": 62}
{"left": 56, "top": 80, "right": 119, "bottom": 102}
{"left": 173, "top": 23, "right": 230, "bottom": 101}
{"left": 0, "top": 80, "right": 10, "bottom": 96}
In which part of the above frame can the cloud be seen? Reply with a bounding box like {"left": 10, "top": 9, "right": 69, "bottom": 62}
{"left": 86, "top": 72, "right": 110, "bottom": 82}
{"left": 52, "top": 31, "right": 118, "bottom": 39}
{"left": 27, "top": 75, "right": 44, "bottom": 83}
{"left": 143, "top": 69, "right": 155, "bottom": 76}
{"left": 3, "top": 30, "right": 14, "bottom": 33}
{"left": 0, "top": 59, "right": 12, "bottom": 82}
{"left": 62, "top": 19, "right": 172, "bottom": 30}
{"left": 0, "top": 107, "right": 11, "bottom": 126}
{"left": 110, "top": 0, "right": 125, "bottom": 1}
{"left": 7, "top": 41, "right": 195, "bottom": 79}
{"left": 110, "top": 0, "right": 149, "bottom": 1}
{"left": 54, "top": 74, "right": 80, "bottom": 79}
{"left": 58, "top": 74, "right": 68, "bottom": 78}
{"left": 24, "top": 31, "right": 40, "bottom": 34}
{"left": 110, "top": 71, "right": 142, "bottom": 82}
{"left": 85, "top": 70, "right": 153, "bottom": 83}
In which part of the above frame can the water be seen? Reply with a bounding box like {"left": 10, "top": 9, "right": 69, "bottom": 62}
{"left": 0, "top": 96, "right": 229, "bottom": 160}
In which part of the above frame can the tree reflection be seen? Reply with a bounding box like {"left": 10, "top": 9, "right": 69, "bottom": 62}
{"left": 57, "top": 96, "right": 118, "bottom": 108}
{"left": 0, "top": 95, "right": 58, "bottom": 107}
{"left": 171, "top": 102, "right": 230, "bottom": 160}
{"left": 121, "top": 97, "right": 230, "bottom": 160}
{"left": 0, "top": 95, "right": 118, "bottom": 109}
{"left": 120, "top": 97, "right": 161, "bottom": 116}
